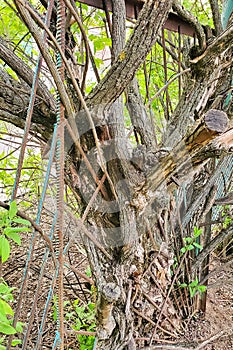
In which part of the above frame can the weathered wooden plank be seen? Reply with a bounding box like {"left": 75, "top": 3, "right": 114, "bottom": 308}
{"left": 77, "top": 0, "right": 196, "bottom": 36}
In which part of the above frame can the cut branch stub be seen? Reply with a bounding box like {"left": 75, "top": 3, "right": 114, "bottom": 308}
{"left": 186, "top": 109, "right": 229, "bottom": 150}
{"left": 204, "top": 109, "right": 228, "bottom": 132}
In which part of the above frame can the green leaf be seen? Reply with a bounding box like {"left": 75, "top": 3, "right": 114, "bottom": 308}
{"left": 12, "top": 218, "right": 31, "bottom": 226}
{"left": 0, "top": 298, "right": 14, "bottom": 316}
{"left": 0, "top": 321, "right": 16, "bottom": 335}
{"left": 4, "top": 227, "right": 31, "bottom": 235}
{"left": 8, "top": 202, "right": 17, "bottom": 220}
{"left": 0, "top": 344, "right": 6, "bottom": 350}
{"left": 184, "top": 237, "right": 193, "bottom": 244}
{"left": 86, "top": 267, "right": 92, "bottom": 278}
{"left": 0, "top": 311, "right": 8, "bottom": 323}
{"left": 193, "top": 227, "right": 203, "bottom": 238}
{"left": 189, "top": 278, "right": 198, "bottom": 287}
{"left": 88, "top": 303, "right": 95, "bottom": 311}
{"left": 0, "top": 283, "right": 10, "bottom": 295}
{"left": 189, "top": 288, "right": 196, "bottom": 298}
{"left": 94, "top": 39, "right": 105, "bottom": 52}
{"left": 180, "top": 247, "right": 186, "bottom": 255}
{"left": 187, "top": 244, "right": 194, "bottom": 251}
{"left": 15, "top": 322, "right": 24, "bottom": 333}
{"left": 193, "top": 242, "right": 203, "bottom": 250}
{"left": 179, "top": 283, "right": 188, "bottom": 288}
{"left": 198, "top": 285, "right": 207, "bottom": 293}
{"left": 0, "top": 212, "right": 8, "bottom": 229}
{"left": 4, "top": 231, "right": 21, "bottom": 246}
{"left": 11, "top": 339, "right": 22, "bottom": 346}
{"left": 94, "top": 57, "right": 104, "bottom": 69}
{"left": 0, "top": 236, "right": 10, "bottom": 263}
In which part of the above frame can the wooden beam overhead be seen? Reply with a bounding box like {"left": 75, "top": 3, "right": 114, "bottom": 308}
{"left": 77, "top": 0, "right": 196, "bottom": 36}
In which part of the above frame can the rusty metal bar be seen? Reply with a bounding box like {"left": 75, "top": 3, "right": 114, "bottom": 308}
{"left": 77, "top": 0, "right": 196, "bottom": 36}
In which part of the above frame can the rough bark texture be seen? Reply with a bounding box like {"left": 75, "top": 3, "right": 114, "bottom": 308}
{"left": 0, "top": 68, "right": 55, "bottom": 139}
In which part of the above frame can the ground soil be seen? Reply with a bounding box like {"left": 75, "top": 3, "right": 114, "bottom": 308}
{"left": 183, "top": 257, "right": 233, "bottom": 350}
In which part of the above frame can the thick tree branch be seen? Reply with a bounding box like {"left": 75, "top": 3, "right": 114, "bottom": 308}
{"left": 0, "top": 68, "right": 55, "bottom": 138}
{"left": 110, "top": 0, "right": 127, "bottom": 145}
{"left": 209, "top": 0, "right": 223, "bottom": 35}
{"left": 127, "top": 78, "right": 157, "bottom": 148}
{"left": 111, "top": 0, "right": 126, "bottom": 63}
{"left": 0, "top": 36, "right": 55, "bottom": 109}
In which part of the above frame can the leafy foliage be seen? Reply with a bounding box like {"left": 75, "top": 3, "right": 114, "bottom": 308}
{"left": 0, "top": 201, "right": 31, "bottom": 263}
{"left": 0, "top": 201, "right": 28, "bottom": 349}
{"left": 70, "top": 299, "right": 96, "bottom": 350}
{"left": 0, "top": 126, "right": 44, "bottom": 203}
{"left": 0, "top": 279, "right": 24, "bottom": 349}
{"left": 180, "top": 226, "right": 203, "bottom": 256}
{"left": 0, "top": 0, "right": 28, "bottom": 42}
{"left": 52, "top": 296, "right": 96, "bottom": 350}
{"left": 179, "top": 277, "right": 207, "bottom": 298}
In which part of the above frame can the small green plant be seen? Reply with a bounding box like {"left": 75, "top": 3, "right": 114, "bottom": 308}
{"left": 175, "top": 227, "right": 206, "bottom": 298}
{"left": 0, "top": 202, "right": 29, "bottom": 349}
{"left": 0, "top": 278, "right": 24, "bottom": 349}
{"left": 0, "top": 145, "right": 44, "bottom": 203}
{"left": 223, "top": 215, "right": 232, "bottom": 229}
{"left": 220, "top": 206, "right": 232, "bottom": 229}
{"left": 0, "top": 201, "right": 31, "bottom": 263}
{"left": 179, "top": 277, "right": 207, "bottom": 298}
{"left": 180, "top": 226, "right": 203, "bottom": 256}
{"left": 52, "top": 296, "right": 96, "bottom": 350}
{"left": 70, "top": 299, "right": 96, "bottom": 350}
